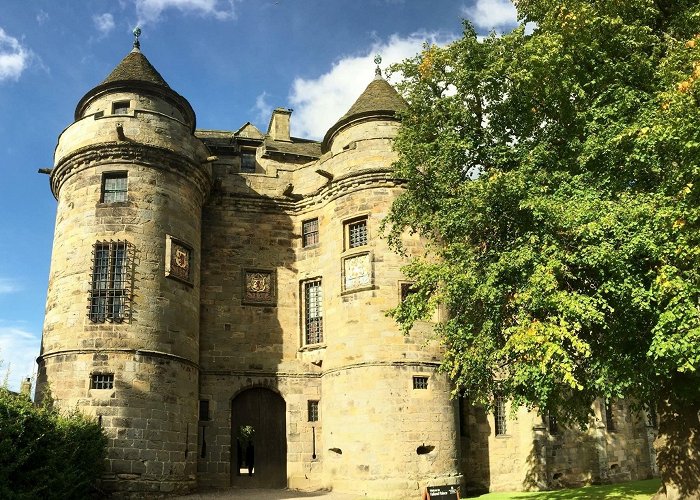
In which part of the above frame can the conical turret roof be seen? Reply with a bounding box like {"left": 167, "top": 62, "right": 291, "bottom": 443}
{"left": 322, "top": 72, "right": 406, "bottom": 152}
{"left": 100, "top": 47, "right": 170, "bottom": 88}
{"left": 74, "top": 45, "right": 196, "bottom": 130}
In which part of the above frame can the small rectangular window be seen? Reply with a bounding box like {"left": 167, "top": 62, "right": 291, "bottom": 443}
{"left": 303, "top": 279, "right": 323, "bottom": 344}
{"left": 101, "top": 173, "right": 127, "bottom": 203}
{"left": 240, "top": 150, "right": 256, "bottom": 173}
{"left": 308, "top": 400, "right": 319, "bottom": 422}
{"left": 413, "top": 376, "right": 428, "bottom": 390}
{"left": 199, "top": 400, "right": 210, "bottom": 421}
{"left": 605, "top": 400, "right": 615, "bottom": 431}
{"left": 89, "top": 241, "right": 131, "bottom": 322}
{"left": 494, "top": 394, "right": 507, "bottom": 436}
{"left": 112, "top": 101, "right": 130, "bottom": 115}
{"left": 302, "top": 218, "right": 319, "bottom": 247}
{"left": 548, "top": 414, "right": 559, "bottom": 435}
{"left": 347, "top": 218, "right": 368, "bottom": 249}
{"left": 400, "top": 282, "right": 417, "bottom": 302}
{"left": 91, "top": 373, "right": 114, "bottom": 390}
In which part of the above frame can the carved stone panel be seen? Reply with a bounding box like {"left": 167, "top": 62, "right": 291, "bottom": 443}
{"left": 343, "top": 253, "right": 372, "bottom": 291}
{"left": 244, "top": 270, "right": 276, "bottom": 305}
{"left": 165, "top": 235, "right": 193, "bottom": 285}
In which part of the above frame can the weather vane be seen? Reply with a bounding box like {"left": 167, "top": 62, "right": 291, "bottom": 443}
{"left": 133, "top": 26, "right": 142, "bottom": 50}
{"left": 374, "top": 54, "right": 382, "bottom": 78}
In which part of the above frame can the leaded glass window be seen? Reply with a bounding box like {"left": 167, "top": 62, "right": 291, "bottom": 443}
{"left": 304, "top": 279, "right": 323, "bottom": 344}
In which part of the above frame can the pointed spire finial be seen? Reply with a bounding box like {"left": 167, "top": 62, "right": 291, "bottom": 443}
{"left": 374, "top": 54, "right": 383, "bottom": 79}
{"left": 133, "top": 26, "right": 142, "bottom": 51}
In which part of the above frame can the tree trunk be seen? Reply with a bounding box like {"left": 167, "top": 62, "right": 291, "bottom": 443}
{"left": 652, "top": 396, "right": 700, "bottom": 499}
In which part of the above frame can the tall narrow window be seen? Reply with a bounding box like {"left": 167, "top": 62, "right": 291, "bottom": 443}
{"left": 548, "top": 414, "right": 559, "bottom": 435}
{"left": 605, "top": 400, "right": 615, "bottom": 431}
{"left": 199, "top": 400, "right": 210, "bottom": 421}
{"left": 494, "top": 394, "right": 507, "bottom": 436}
{"left": 101, "top": 173, "right": 127, "bottom": 203}
{"left": 302, "top": 218, "right": 319, "bottom": 247}
{"left": 308, "top": 400, "right": 319, "bottom": 422}
{"left": 240, "top": 150, "right": 256, "bottom": 173}
{"left": 303, "top": 279, "right": 323, "bottom": 344}
{"left": 346, "top": 218, "right": 368, "bottom": 249}
{"left": 90, "top": 241, "right": 131, "bottom": 322}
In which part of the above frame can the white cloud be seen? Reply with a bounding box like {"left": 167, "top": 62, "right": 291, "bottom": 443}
{"left": 0, "top": 326, "right": 39, "bottom": 393}
{"left": 0, "top": 279, "right": 19, "bottom": 294}
{"left": 462, "top": 0, "right": 518, "bottom": 30}
{"left": 253, "top": 92, "right": 272, "bottom": 128}
{"left": 93, "top": 13, "right": 116, "bottom": 37}
{"left": 0, "top": 28, "right": 30, "bottom": 82}
{"left": 289, "top": 32, "right": 455, "bottom": 140}
{"left": 36, "top": 10, "right": 49, "bottom": 25}
{"left": 134, "top": 0, "right": 238, "bottom": 25}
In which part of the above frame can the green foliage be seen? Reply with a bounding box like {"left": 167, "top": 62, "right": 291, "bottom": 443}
{"left": 0, "top": 387, "right": 107, "bottom": 500}
{"left": 386, "top": 0, "right": 700, "bottom": 423}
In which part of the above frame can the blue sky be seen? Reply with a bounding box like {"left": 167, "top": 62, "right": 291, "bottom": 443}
{"left": 0, "top": 0, "right": 521, "bottom": 391}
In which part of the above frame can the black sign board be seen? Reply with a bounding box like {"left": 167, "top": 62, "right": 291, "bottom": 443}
{"left": 426, "top": 485, "right": 460, "bottom": 499}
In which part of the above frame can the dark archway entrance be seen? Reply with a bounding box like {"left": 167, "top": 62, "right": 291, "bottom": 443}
{"left": 231, "top": 388, "right": 287, "bottom": 488}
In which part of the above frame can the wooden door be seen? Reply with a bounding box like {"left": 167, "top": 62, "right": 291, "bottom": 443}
{"left": 231, "top": 388, "right": 287, "bottom": 488}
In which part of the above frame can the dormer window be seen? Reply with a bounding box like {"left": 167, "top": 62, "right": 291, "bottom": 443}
{"left": 240, "top": 149, "right": 256, "bottom": 173}
{"left": 112, "top": 101, "right": 130, "bottom": 115}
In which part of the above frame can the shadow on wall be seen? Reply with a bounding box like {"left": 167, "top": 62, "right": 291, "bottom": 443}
{"left": 654, "top": 393, "right": 700, "bottom": 499}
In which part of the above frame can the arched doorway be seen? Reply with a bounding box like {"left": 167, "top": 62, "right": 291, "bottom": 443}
{"left": 231, "top": 387, "right": 287, "bottom": 488}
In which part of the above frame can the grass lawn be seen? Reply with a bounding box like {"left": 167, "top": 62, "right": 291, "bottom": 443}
{"left": 471, "top": 479, "right": 661, "bottom": 499}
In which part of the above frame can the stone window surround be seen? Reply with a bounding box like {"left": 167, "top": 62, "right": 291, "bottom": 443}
{"left": 90, "top": 372, "right": 115, "bottom": 390}
{"left": 242, "top": 268, "right": 277, "bottom": 306}
{"left": 89, "top": 240, "right": 131, "bottom": 323}
{"left": 100, "top": 171, "right": 128, "bottom": 204}
{"left": 494, "top": 394, "right": 508, "bottom": 437}
{"left": 308, "top": 400, "right": 319, "bottom": 422}
{"left": 111, "top": 100, "right": 131, "bottom": 115}
{"left": 344, "top": 214, "right": 369, "bottom": 251}
{"left": 301, "top": 277, "right": 324, "bottom": 346}
{"left": 341, "top": 251, "right": 374, "bottom": 295}
{"left": 165, "top": 235, "right": 194, "bottom": 286}
{"left": 302, "top": 218, "right": 320, "bottom": 248}
{"left": 239, "top": 147, "right": 257, "bottom": 173}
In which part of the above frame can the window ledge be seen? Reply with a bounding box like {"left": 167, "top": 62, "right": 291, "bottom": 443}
{"left": 299, "top": 343, "right": 326, "bottom": 353}
{"left": 96, "top": 201, "right": 132, "bottom": 208}
{"left": 341, "top": 285, "right": 376, "bottom": 296}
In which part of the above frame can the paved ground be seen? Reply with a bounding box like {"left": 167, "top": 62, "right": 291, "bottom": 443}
{"left": 172, "top": 489, "right": 362, "bottom": 499}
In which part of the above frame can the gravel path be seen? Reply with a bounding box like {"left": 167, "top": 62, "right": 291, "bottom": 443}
{"left": 172, "top": 489, "right": 362, "bottom": 499}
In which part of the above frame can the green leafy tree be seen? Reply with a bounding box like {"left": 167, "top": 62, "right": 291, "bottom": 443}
{"left": 385, "top": 1, "right": 700, "bottom": 497}
{"left": 0, "top": 387, "right": 107, "bottom": 499}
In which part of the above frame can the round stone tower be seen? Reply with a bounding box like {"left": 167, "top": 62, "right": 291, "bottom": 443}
{"left": 36, "top": 36, "right": 211, "bottom": 495}
{"left": 312, "top": 67, "right": 462, "bottom": 497}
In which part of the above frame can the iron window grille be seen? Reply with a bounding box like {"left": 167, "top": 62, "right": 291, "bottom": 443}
{"left": 101, "top": 173, "right": 127, "bottom": 203}
{"left": 89, "top": 240, "right": 132, "bottom": 323}
{"left": 347, "top": 218, "right": 368, "bottom": 249}
{"left": 304, "top": 279, "right": 323, "bottom": 344}
{"left": 413, "top": 376, "right": 429, "bottom": 390}
{"left": 91, "top": 373, "right": 114, "bottom": 390}
{"left": 302, "top": 218, "right": 319, "bottom": 247}
{"left": 494, "top": 394, "right": 507, "bottom": 436}
{"left": 308, "top": 400, "right": 319, "bottom": 422}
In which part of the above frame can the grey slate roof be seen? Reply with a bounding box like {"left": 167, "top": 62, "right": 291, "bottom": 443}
{"left": 101, "top": 48, "right": 171, "bottom": 88}
{"left": 336, "top": 78, "right": 406, "bottom": 125}
{"left": 322, "top": 76, "right": 406, "bottom": 152}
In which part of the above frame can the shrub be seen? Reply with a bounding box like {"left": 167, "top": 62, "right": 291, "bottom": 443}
{"left": 0, "top": 388, "right": 107, "bottom": 499}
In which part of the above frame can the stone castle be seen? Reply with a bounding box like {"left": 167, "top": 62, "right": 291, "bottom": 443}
{"left": 36, "top": 39, "right": 659, "bottom": 498}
